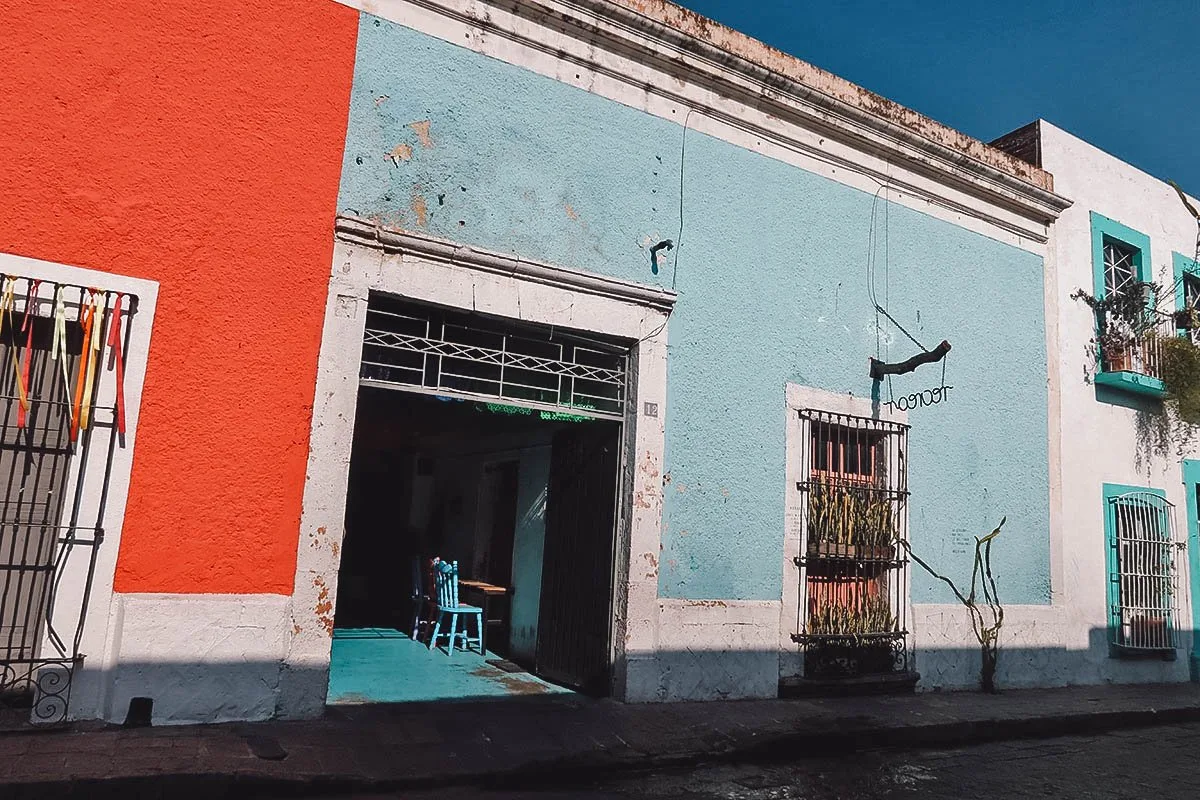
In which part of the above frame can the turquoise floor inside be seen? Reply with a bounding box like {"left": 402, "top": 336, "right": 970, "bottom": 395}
{"left": 327, "top": 627, "right": 572, "bottom": 704}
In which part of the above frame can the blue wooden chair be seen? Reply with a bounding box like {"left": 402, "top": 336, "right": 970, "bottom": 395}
{"left": 429, "top": 559, "right": 483, "bottom": 656}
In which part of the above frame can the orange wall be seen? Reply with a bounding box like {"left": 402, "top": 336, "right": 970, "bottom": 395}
{"left": 0, "top": 1, "right": 360, "bottom": 593}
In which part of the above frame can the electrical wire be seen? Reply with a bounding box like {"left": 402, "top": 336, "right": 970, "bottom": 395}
{"left": 636, "top": 107, "right": 695, "bottom": 347}
{"left": 672, "top": 108, "right": 694, "bottom": 292}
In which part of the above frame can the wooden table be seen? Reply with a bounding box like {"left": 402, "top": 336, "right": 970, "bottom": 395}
{"left": 458, "top": 579, "right": 510, "bottom": 655}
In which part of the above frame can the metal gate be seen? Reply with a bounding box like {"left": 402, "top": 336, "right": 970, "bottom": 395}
{"left": 0, "top": 280, "right": 133, "bottom": 724}
{"left": 536, "top": 424, "right": 621, "bottom": 692}
{"left": 360, "top": 294, "right": 628, "bottom": 420}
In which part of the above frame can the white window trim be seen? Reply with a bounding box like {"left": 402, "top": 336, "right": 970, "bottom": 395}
{"left": 279, "top": 219, "right": 674, "bottom": 715}
{"left": 781, "top": 384, "right": 907, "bottom": 678}
{"left": 0, "top": 251, "right": 159, "bottom": 723}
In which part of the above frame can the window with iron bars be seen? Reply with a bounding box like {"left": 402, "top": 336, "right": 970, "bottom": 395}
{"left": 1182, "top": 270, "right": 1200, "bottom": 345}
{"left": 1099, "top": 238, "right": 1173, "bottom": 378}
{"left": 1103, "top": 486, "right": 1181, "bottom": 656}
{"left": 793, "top": 409, "right": 911, "bottom": 680}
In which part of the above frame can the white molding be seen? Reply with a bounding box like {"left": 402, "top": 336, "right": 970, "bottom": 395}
{"left": 0, "top": 252, "right": 160, "bottom": 724}
{"left": 278, "top": 234, "right": 670, "bottom": 714}
{"left": 780, "top": 383, "right": 908, "bottom": 680}
{"left": 337, "top": 0, "right": 1070, "bottom": 245}
{"left": 336, "top": 215, "right": 677, "bottom": 312}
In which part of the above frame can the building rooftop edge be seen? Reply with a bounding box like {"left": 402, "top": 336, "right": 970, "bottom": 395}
{"left": 600, "top": 0, "right": 1056, "bottom": 193}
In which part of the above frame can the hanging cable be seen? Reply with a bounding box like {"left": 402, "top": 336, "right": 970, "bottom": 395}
{"left": 671, "top": 108, "right": 694, "bottom": 292}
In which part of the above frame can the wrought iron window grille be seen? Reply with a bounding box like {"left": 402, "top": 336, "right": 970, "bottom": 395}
{"left": 0, "top": 275, "right": 135, "bottom": 725}
{"left": 1107, "top": 491, "right": 1181, "bottom": 655}
{"left": 792, "top": 409, "right": 911, "bottom": 680}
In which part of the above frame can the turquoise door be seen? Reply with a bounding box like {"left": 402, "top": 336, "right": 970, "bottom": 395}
{"left": 1183, "top": 461, "right": 1200, "bottom": 680}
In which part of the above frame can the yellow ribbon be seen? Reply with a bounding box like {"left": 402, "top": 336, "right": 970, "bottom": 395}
{"left": 0, "top": 278, "right": 28, "bottom": 413}
{"left": 51, "top": 286, "right": 72, "bottom": 405}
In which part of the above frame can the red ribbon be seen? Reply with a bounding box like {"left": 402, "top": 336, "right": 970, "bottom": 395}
{"left": 107, "top": 294, "right": 125, "bottom": 435}
{"left": 16, "top": 280, "right": 40, "bottom": 429}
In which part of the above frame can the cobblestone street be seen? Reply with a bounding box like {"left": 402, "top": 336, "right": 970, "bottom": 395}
{"left": 386, "top": 722, "right": 1200, "bottom": 800}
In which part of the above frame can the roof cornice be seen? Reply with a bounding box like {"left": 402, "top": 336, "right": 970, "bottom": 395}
{"left": 339, "top": 0, "right": 1072, "bottom": 237}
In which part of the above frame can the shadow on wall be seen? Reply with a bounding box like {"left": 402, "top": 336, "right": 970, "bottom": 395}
{"left": 913, "top": 627, "right": 1192, "bottom": 693}
{"left": 21, "top": 628, "right": 1194, "bottom": 727}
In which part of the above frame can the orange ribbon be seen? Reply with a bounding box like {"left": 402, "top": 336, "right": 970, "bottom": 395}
{"left": 70, "top": 290, "right": 100, "bottom": 442}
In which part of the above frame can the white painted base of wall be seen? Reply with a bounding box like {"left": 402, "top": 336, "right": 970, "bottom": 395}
{"left": 83, "top": 593, "right": 292, "bottom": 726}
{"left": 626, "top": 599, "right": 781, "bottom": 703}
{"left": 913, "top": 604, "right": 1191, "bottom": 691}
{"left": 74, "top": 592, "right": 1200, "bottom": 725}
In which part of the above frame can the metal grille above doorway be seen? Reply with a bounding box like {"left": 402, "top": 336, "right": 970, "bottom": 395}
{"left": 360, "top": 295, "right": 629, "bottom": 420}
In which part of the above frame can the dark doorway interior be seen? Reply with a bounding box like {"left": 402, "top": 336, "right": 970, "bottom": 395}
{"left": 332, "top": 387, "right": 622, "bottom": 699}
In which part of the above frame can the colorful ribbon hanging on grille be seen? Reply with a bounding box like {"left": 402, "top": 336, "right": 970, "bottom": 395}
{"left": 0, "top": 278, "right": 131, "bottom": 443}
{"left": 51, "top": 285, "right": 73, "bottom": 409}
{"left": 16, "top": 280, "right": 41, "bottom": 428}
{"left": 0, "top": 278, "right": 29, "bottom": 420}
{"left": 70, "top": 289, "right": 105, "bottom": 442}
{"left": 107, "top": 293, "right": 126, "bottom": 435}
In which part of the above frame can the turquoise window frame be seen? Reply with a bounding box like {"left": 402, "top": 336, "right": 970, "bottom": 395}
{"left": 1183, "top": 461, "right": 1200, "bottom": 680}
{"left": 1090, "top": 212, "right": 1152, "bottom": 298}
{"left": 1173, "top": 251, "right": 1200, "bottom": 313}
{"left": 1102, "top": 482, "right": 1175, "bottom": 657}
{"left": 1089, "top": 213, "right": 1163, "bottom": 397}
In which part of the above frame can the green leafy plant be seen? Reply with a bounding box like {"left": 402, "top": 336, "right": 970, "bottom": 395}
{"left": 901, "top": 517, "right": 1005, "bottom": 694}
{"left": 1160, "top": 335, "right": 1200, "bottom": 425}
{"left": 1071, "top": 282, "right": 1160, "bottom": 371}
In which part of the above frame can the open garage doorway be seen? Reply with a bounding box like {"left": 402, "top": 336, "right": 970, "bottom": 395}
{"left": 327, "top": 296, "right": 627, "bottom": 705}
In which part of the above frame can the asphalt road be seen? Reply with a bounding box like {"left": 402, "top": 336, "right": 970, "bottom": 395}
{"left": 342, "top": 721, "right": 1200, "bottom": 799}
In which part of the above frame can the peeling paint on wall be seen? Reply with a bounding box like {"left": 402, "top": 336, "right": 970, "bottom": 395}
{"left": 313, "top": 576, "right": 334, "bottom": 636}
{"left": 409, "top": 119, "right": 433, "bottom": 148}
{"left": 411, "top": 191, "right": 428, "bottom": 226}
{"left": 387, "top": 143, "right": 412, "bottom": 165}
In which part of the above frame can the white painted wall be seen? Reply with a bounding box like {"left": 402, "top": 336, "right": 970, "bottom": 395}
{"left": 103, "top": 594, "right": 291, "bottom": 725}
{"left": 911, "top": 122, "right": 1200, "bottom": 689}
{"left": 1038, "top": 121, "right": 1198, "bottom": 684}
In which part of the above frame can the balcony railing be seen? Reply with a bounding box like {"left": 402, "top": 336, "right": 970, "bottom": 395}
{"left": 1100, "top": 311, "right": 1174, "bottom": 377}
{"left": 1095, "top": 311, "right": 1175, "bottom": 397}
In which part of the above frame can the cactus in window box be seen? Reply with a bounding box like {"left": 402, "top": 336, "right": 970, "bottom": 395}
{"left": 807, "top": 595, "right": 895, "bottom": 638}
{"left": 808, "top": 480, "right": 897, "bottom": 557}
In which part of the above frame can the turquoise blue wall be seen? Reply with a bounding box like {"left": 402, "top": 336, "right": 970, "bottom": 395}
{"left": 339, "top": 15, "right": 1052, "bottom": 605}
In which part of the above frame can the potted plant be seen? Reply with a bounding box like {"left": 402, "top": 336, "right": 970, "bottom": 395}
{"left": 1174, "top": 307, "right": 1200, "bottom": 331}
{"left": 804, "top": 596, "right": 899, "bottom": 677}
{"left": 1071, "top": 281, "right": 1161, "bottom": 374}
{"left": 806, "top": 479, "right": 896, "bottom": 560}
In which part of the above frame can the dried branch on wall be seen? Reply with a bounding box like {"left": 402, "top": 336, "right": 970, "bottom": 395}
{"left": 901, "top": 517, "right": 1006, "bottom": 693}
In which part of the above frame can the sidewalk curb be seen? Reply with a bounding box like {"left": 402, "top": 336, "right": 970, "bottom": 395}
{"left": 8, "top": 703, "right": 1200, "bottom": 798}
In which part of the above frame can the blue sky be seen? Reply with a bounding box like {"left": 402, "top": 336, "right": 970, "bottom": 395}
{"left": 679, "top": 1, "right": 1200, "bottom": 193}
